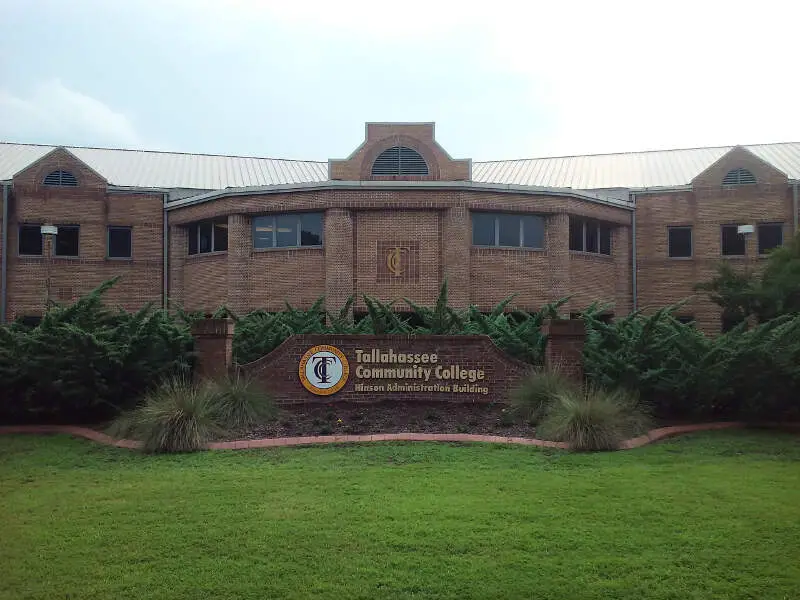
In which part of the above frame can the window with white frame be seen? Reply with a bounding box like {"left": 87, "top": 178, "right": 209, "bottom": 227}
{"left": 252, "top": 213, "right": 323, "bottom": 249}
{"left": 471, "top": 212, "right": 544, "bottom": 249}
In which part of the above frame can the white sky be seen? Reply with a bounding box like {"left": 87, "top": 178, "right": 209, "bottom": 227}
{"left": 1, "top": 0, "right": 798, "bottom": 160}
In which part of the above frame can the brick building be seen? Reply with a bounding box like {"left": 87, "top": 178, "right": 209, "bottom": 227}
{"left": 1, "top": 123, "right": 798, "bottom": 333}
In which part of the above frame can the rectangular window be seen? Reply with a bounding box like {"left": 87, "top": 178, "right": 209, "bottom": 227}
{"left": 721, "top": 225, "right": 746, "bottom": 256}
{"left": 599, "top": 226, "right": 612, "bottom": 255}
{"left": 676, "top": 315, "right": 695, "bottom": 326}
{"left": 18, "top": 224, "right": 43, "bottom": 256}
{"left": 252, "top": 213, "right": 324, "bottom": 249}
{"left": 758, "top": 223, "right": 783, "bottom": 254}
{"left": 569, "top": 217, "right": 612, "bottom": 255}
{"left": 569, "top": 218, "right": 584, "bottom": 251}
{"left": 107, "top": 226, "right": 132, "bottom": 259}
{"left": 54, "top": 225, "right": 79, "bottom": 257}
{"left": 668, "top": 226, "right": 692, "bottom": 258}
{"left": 471, "top": 212, "right": 545, "bottom": 249}
{"left": 722, "top": 314, "right": 744, "bottom": 333}
{"left": 188, "top": 218, "right": 228, "bottom": 255}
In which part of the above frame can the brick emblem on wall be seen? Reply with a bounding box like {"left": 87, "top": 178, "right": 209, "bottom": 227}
{"left": 377, "top": 241, "right": 419, "bottom": 283}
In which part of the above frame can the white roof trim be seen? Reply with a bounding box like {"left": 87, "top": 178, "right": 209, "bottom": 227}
{"left": 165, "top": 180, "right": 634, "bottom": 211}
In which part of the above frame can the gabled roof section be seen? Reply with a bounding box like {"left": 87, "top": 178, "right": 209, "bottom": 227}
{"left": 12, "top": 146, "right": 108, "bottom": 184}
{"left": 472, "top": 142, "right": 800, "bottom": 189}
{"left": 2, "top": 140, "right": 800, "bottom": 191}
{"left": 0, "top": 142, "right": 327, "bottom": 189}
{"left": 691, "top": 145, "right": 787, "bottom": 188}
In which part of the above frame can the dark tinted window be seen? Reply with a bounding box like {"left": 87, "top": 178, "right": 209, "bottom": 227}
{"left": 758, "top": 223, "right": 783, "bottom": 254}
{"left": 599, "top": 226, "right": 612, "bottom": 255}
{"left": 722, "top": 314, "right": 745, "bottom": 333}
{"left": 472, "top": 213, "right": 544, "bottom": 249}
{"left": 54, "top": 226, "right": 79, "bottom": 257}
{"left": 107, "top": 227, "right": 132, "bottom": 258}
{"left": 472, "top": 213, "right": 496, "bottom": 246}
{"left": 276, "top": 215, "right": 298, "bottom": 247}
{"left": 253, "top": 213, "right": 324, "bottom": 249}
{"left": 585, "top": 222, "right": 599, "bottom": 253}
{"left": 300, "top": 213, "right": 323, "bottom": 246}
{"left": 668, "top": 227, "right": 692, "bottom": 258}
{"left": 198, "top": 222, "right": 213, "bottom": 253}
{"left": 18, "top": 225, "right": 43, "bottom": 255}
{"left": 721, "top": 225, "right": 746, "bottom": 256}
{"left": 676, "top": 315, "right": 695, "bottom": 326}
{"left": 213, "top": 221, "right": 228, "bottom": 252}
{"left": 253, "top": 216, "right": 274, "bottom": 249}
{"left": 188, "top": 218, "right": 227, "bottom": 255}
{"left": 497, "top": 213, "right": 520, "bottom": 247}
{"left": 522, "top": 215, "right": 544, "bottom": 249}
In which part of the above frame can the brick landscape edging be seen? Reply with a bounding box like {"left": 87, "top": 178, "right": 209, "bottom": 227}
{"left": 0, "top": 421, "right": 767, "bottom": 451}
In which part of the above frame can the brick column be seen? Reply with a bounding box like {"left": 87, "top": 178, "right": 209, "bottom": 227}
{"left": 547, "top": 212, "right": 570, "bottom": 308}
{"left": 542, "top": 318, "right": 586, "bottom": 381}
{"left": 191, "top": 318, "right": 234, "bottom": 381}
{"left": 613, "top": 225, "right": 632, "bottom": 316}
{"left": 324, "top": 208, "right": 354, "bottom": 319}
{"left": 227, "top": 214, "right": 250, "bottom": 315}
{"left": 442, "top": 205, "right": 470, "bottom": 309}
{"left": 168, "top": 225, "right": 187, "bottom": 312}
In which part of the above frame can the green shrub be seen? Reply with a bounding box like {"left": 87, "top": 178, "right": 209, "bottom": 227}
{"left": 537, "top": 386, "right": 650, "bottom": 451}
{"left": 210, "top": 374, "right": 276, "bottom": 429}
{"left": 110, "top": 378, "right": 222, "bottom": 453}
{"left": 0, "top": 278, "right": 192, "bottom": 423}
{"left": 509, "top": 366, "right": 579, "bottom": 425}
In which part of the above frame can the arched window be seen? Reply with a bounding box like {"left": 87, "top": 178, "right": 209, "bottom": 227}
{"left": 722, "top": 168, "right": 756, "bottom": 186}
{"left": 371, "top": 146, "right": 429, "bottom": 176}
{"left": 43, "top": 170, "right": 78, "bottom": 187}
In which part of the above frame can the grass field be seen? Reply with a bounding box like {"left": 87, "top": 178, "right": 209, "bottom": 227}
{"left": 1, "top": 431, "right": 799, "bottom": 600}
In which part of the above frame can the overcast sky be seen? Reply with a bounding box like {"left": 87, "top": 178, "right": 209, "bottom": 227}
{"left": 1, "top": 0, "right": 798, "bottom": 161}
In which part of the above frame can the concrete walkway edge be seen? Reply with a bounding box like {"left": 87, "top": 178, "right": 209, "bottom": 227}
{"left": 0, "top": 421, "right": 765, "bottom": 451}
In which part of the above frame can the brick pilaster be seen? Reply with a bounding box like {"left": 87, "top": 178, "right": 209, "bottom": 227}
{"left": 324, "top": 208, "right": 354, "bottom": 318}
{"left": 168, "top": 225, "right": 186, "bottom": 312}
{"left": 226, "top": 214, "right": 250, "bottom": 315}
{"left": 613, "top": 226, "right": 632, "bottom": 315}
{"left": 442, "top": 204, "right": 470, "bottom": 308}
{"left": 547, "top": 212, "right": 570, "bottom": 308}
{"left": 542, "top": 318, "right": 586, "bottom": 381}
{"left": 191, "top": 318, "right": 234, "bottom": 381}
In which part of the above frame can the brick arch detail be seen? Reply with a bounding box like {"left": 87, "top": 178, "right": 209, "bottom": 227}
{"left": 359, "top": 135, "right": 441, "bottom": 180}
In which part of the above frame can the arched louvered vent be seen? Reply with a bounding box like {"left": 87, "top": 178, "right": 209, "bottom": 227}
{"left": 722, "top": 168, "right": 756, "bottom": 186}
{"left": 371, "top": 146, "right": 429, "bottom": 176}
{"left": 43, "top": 170, "right": 78, "bottom": 187}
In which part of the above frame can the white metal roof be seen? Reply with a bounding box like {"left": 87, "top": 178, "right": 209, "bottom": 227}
{"left": 0, "top": 143, "right": 328, "bottom": 190}
{"left": 2, "top": 140, "right": 800, "bottom": 191}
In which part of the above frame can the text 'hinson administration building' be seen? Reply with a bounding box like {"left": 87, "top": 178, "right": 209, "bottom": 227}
{"left": 1, "top": 122, "right": 798, "bottom": 333}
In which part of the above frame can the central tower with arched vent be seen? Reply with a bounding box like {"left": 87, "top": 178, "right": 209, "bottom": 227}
{"left": 328, "top": 122, "right": 471, "bottom": 181}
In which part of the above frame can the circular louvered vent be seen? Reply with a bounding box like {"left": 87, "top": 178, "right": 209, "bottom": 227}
{"left": 43, "top": 170, "right": 78, "bottom": 187}
{"left": 371, "top": 146, "right": 429, "bottom": 176}
{"left": 722, "top": 168, "right": 756, "bottom": 186}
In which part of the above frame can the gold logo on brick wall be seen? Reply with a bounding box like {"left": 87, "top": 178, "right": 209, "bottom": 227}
{"left": 377, "top": 241, "right": 420, "bottom": 283}
{"left": 386, "top": 246, "right": 408, "bottom": 277}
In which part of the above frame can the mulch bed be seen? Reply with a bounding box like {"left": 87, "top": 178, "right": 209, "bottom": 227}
{"left": 220, "top": 401, "right": 538, "bottom": 441}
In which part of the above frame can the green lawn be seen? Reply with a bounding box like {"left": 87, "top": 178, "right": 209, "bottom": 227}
{"left": 1, "top": 432, "right": 799, "bottom": 600}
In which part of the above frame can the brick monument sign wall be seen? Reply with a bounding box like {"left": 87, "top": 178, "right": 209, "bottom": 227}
{"left": 190, "top": 320, "right": 586, "bottom": 405}
{"left": 238, "top": 335, "right": 534, "bottom": 404}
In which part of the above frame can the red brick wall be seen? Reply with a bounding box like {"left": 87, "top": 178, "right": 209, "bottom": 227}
{"left": 166, "top": 189, "right": 633, "bottom": 318}
{"left": 636, "top": 150, "right": 793, "bottom": 332}
{"left": 6, "top": 150, "right": 163, "bottom": 320}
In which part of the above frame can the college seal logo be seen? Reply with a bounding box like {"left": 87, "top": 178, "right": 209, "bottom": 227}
{"left": 386, "top": 246, "right": 408, "bottom": 277}
{"left": 299, "top": 345, "right": 349, "bottom": 396}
